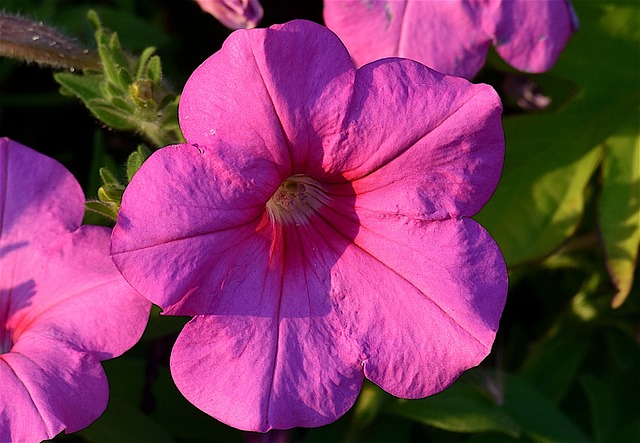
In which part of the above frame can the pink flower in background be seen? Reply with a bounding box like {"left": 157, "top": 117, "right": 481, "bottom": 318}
{"left": 0, "top": 138, "right": 150, "bottom": 441}
{"left": 111, "top": 20, "right": 507, "bottom": 432}
{"left": 195, "top": 0, "right": 263, "bottom": 29}
{"left": 324, "top": 0, "right": 578, "bottom": 79}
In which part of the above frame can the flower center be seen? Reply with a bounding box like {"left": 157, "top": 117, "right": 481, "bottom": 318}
{"left": 266, "top": 175, "right": 328, "bottom": 225}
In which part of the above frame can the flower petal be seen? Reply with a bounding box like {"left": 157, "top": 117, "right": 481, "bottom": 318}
{"left": 6, "top": 225, "right": 150, "bottom": 358}
{"left": 111, "top": 19, "right": 509, "bottom": 432}
{"left": 323, "top": 0, "right": 491, "bottom": 78}
{"left": 111, "top": 142, "right": 281, "bottom": 313}
{"left": 491, "top": 0, "right": 576, "bottom": 73}
{"left": 327, "top": 59, "right": 503, "bottom": 219}
{"left": 329, "top": 211, "right": 507, "bottom": 397}
{"left": 171, "top": 314, "right": 363, "bottom": 432}
{"left": 0, "top": 359, "right": 49, "bottom": 441}
{"left": 178, "top": 20, "right": 356, "bottom": 177}
{"left": 170, "top": 215, "right": 363, "bottom": 431}
{"left": 195, "top": 0, "right": 264, "bottom": 30}
{"left": 1, "top": 138, "right": 150, "bottom": 440}
{"left": 323, "top": 0, "right": 575, "bottom": 78}
{"left": 0, "top": 137, "right": 84, "bottom": 243}
{"left": 1, "top": 336, "right": 107, "bottom": 440}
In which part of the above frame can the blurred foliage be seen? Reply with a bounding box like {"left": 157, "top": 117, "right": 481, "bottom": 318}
{"left": 0, "top": 0, "right": 637, "bottom": 442}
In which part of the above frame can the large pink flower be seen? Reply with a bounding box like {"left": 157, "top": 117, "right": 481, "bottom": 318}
{"left": 111, "top": 20, "right": 507, "bottom": 432}
{"left": 324, "top": 0, "right": 578, "bottom": 79}
{"left": 195, "top": 0, "right": 263, "bottom": 29}
{"left": 0, "top": 138, "right": 150, "bottom": 441}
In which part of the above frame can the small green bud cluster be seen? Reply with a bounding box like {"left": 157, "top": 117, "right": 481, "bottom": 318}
{"left": 53, "top": 10, "right": 183, "bottom": 148}
{"left": 85, "top": 144, "right": 151, "bottom": 222}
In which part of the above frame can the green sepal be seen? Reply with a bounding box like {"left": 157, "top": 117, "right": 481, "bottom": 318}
{"left": 135, "top": 46, "right": 157, "bottom": 80}
{"left": 111, "top": 96, "right": 136, "bottom": 114}
{"left": 86, "top": 9, "right": 102, "bottom": 31}
{"left": 147, "top": 55, "right": 162, "bottom": 84}
{"left": 126, "top": 145, "right": 151, "bottom": 182}
{"left": 117, "top": 68, "right": 133, "bottom": 89}
{"left": 98, "top": 167, "right": 121, "bottom": 186}
{"left": 85, "top": 200, "right": 119, "bottom": 222}
{"left": 98, "top": 182, "right": 125, "bottom": 203}
{"left": 109, "top": 32, "right": 129, "bottom": 71}
{"left": 97, "top": 35, "right": 120, "bottom": 86}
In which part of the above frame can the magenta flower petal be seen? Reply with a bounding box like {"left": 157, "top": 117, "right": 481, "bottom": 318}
{"left": 111, "top": 142, "right": 281, "bottom": 314}
{"left": 0, "top": 138, "right": 150, "bottom": 441}
{"left": 1, "top": 337, "right": 107, "bottom": 436}
{"left": 111, "top": 20, "right": 507, "bottom": 432}
{"left": 195, "top": 0, "right": 263, "bottom": 29}
{"left": 323, "top": 0, "right": 577, "bottom": 78}
{"left": 336, "top": 215, "right": 506, "bottom": 398}
{"left": 338, "top": 59, "right": 504, "bottom": 218}
{"left": 492, "top": 0, "right": 577, "bottom": 73}
{"left": 179, "top": 20, "right": 356, "bottom": 177}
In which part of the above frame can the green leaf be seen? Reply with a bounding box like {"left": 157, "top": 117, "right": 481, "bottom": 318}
{"left": 476, "top": 1, "right": 639, "bottom": 267}
{"left": 86, "top": 101, "right": 138, "bottom": 131}
{"left": 580, "top": 375, "right": 617, "bottom": 443}
{"left": 384, "top": 373, "right": 521, "bottom": 437}
{"left": 476, "top": 123, "right": 602, "bottom": 266}
{"left": 54, "top": 72, "right": 103, "bottom": 102}
{"left": 519, "top": 328, "right": 592, "bottom": 402}
{"left": 502, "top": 374, "right": 591, "bottom": 443}
{"left": 598, "top": 110, "right": 640, "bottom": 308}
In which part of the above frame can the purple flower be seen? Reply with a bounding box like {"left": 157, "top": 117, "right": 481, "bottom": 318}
{"left": 324, "top": 0, "right": 578, "bottom": 79}
{"left": 195, "top": 0, "right": 263, "bottom": 29}
{"left": 0, "top": 138, "right": 150, "bottom": 441}
{"left": 111, "top": 20, "right": 507, "bottom": 432}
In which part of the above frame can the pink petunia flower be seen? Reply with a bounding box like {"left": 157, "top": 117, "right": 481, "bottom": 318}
{"left": 195, "top": 0, "right": 263, "bottom": 29}
{"left": 0, "top": 138, "right": 151, "bottom": 441}
{"left": 111, "top": 20, "right": 507, "bottom": 432}
{"left": 324, "top": 0, "right": 578, "bottom": 79}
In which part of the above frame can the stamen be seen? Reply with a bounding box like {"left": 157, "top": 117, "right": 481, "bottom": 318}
{"left": 266, "top": 175, "right": 328, "bottom": 225}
